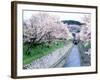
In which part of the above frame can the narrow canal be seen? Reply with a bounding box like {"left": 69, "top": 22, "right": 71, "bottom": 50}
{"left": 63, "top": 45, "right": 81, "bottom": 67}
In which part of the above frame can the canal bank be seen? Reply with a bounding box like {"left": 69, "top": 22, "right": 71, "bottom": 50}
{"left": 23, "top": 42, "right": 73, "bottom": 69}
{"left": 78, "top": 42, "right": 91, "bottom": 66}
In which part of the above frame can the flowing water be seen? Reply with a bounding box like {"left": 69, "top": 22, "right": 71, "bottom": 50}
{"left": 63, "top": 45, "right": 81, "bottom": 67}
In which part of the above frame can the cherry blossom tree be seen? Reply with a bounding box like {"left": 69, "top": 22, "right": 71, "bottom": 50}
{"left": 23, "top": 12, "right": 70, "bottom": 44}
{"left": 23, "top": 12, "right": 71, "bottom": 55}
{"left": 79, "top": 14, "right": 91, "bottom": 55}
{"left": 79, "top": 14, "right": 91, "bottom": 42}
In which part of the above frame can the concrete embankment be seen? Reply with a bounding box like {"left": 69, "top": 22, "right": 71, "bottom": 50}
{"left": 23, "top": 43, "right": 73, "bottom": 69}
{"left": 78, "top": 42, "right": 91, "bottom": 66}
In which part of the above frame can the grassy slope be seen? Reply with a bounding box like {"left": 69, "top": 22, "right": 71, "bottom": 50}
{"left": 23, "top": 40, "right": 71, "bottom": 65}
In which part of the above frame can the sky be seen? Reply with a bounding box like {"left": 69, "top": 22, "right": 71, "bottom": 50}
{"left": 23, "top": 10, "right": 90, "bottom": 23}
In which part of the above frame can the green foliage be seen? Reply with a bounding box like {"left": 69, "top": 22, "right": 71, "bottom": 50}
{"left": 83, "top": 41, "right": 91, "bottom": 50}
{"left": 23, "top": 40, "right": 70, "bottom": 65}
{"left": 78, "top": 41, "right": 91, "bottom": 52}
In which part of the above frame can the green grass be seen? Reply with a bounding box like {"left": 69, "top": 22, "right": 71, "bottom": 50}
{"left": 78, "top": 41, "right": 91, "bottom": 52}
{"left": 23, "top": 40, "right": 71, "bottom": 65}
{"left": 83, "top": 41, "right": 91, "bottom": 49}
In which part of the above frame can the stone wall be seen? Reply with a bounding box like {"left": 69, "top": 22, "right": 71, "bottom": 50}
{"left": 78, "top": 42, "right": 91, "bottom": 66}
